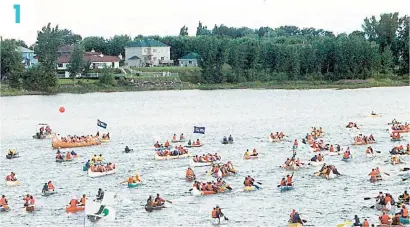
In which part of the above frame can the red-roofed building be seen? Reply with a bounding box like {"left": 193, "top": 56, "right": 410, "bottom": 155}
{"left": 57, "top": 50, "right": 121, "bottom": 71}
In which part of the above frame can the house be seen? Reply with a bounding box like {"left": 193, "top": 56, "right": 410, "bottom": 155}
{"left": 57, "top": 50, "right": 120, "bottom": 77}
{"left": 58, "top": 44, "right": 75, "bottom": 56}
{"left": 178, "top": 52, "right": 199, "bottom": 67}
{"left": 124, "top": 38, "right": 173, "bottom": 67}
{"left": 18, "top": 46, "right": 38, "bottom": 68}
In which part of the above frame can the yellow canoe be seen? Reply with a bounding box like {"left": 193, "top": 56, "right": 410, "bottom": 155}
{"left": 288, "top": 223, "right": 303, "bottom": 227}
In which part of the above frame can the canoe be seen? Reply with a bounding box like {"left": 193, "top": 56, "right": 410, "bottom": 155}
{"left": 243, "top": 186, "right": 259, "bottom": 191}
{"left": 191, "top": 186, "right": 229, "bottom": 196}
{"left": 25, "top": 205, "right": 35, "bottom": 212}
{"left": 189, "top": 158, "right": 221, "bottom": 167}
{"left": 366, "top": 153, "right": 375, "bottom": 158}
{"left": 368, "top": 114, "right": 381, "bottom": 118}
{"left": 56, "top": 157, "right": 73, "bottom": 162}
{"left": 392, "top": 128, "right": 410, "bottom": 133}
{"left": 100, "top": 139, "right": 110, "bottom": 143}
{"left": 5, "top": 181, "right": 20, "bottom": 187}
{"left": 314, "top": 171, "right": 335, "bottom": 179}
{"left": 309, "top": 161, "right": 324, "bottom": 166}
{"left": 342, "top": 157, "right": 352, "bottom": 162}
{"left": 269, "top": 137, "right": 284, "bottom": 143}
{"left": 369, "top": 175, "right": 382, "bottom": 183}
{"left": 88, "top": 167, "right": 117, "bottom": 178}
{"left": 325, "top": 151, "right": 343, "bottom": 156}
{"left": 244, "top": 155, "right": 258, "bottom": 160}
{"left": 145, "top": 204, "right": 166, "bottom": 212}
{"left": 208, "top": 169, "right": 237, "bottom": 178}
{"left": 33, "top": 132, "right": 56, "bottom": 139}
{"left": 66, "top": 205, "right": 85, "bottom": 213}
{"left": 185, "top": 144, "right": 203, "bottom": 148}
{"left": 154, "top": 152, "right": 190, "bottom": 160}
{"left": 288, "top": 223, "right": 303, "bottom": 227}
{"left": 400, "top": 217, "right": 409, "bottom": 224}
{"left": 6, "top": 154, "right": 19, "bottom": 159}
{"left": 282, "top": 164, "right": 298, "bottom": 171}
{"left": 211, "top": 216, "right": 228, "bottom": 225}
{"left": 352, "top": 141, "right": 375, "bottom": 145}
{"left": 52, "top": 137, "right": 101, "bottom": 149}
{"left": 42, "top": 190, "right": 57, "bottom": 196}
{"left": 186, "top": 175, "right": 196, "bottom": 182}
{"left": 171, "top": 139, "right": 185, "bottom": 143}
{"left": 376, "top": 225, "right": 403, "bottom": 227}
{"left": 128, "top": 182, "right": 142, "bottom": 188}
{"left": 154, "top": 146, "right": 172, "bottom": 151}
{"left": 279, "top": 185, "right": 294, "bottom": 192}
{"left": 221, "top": 140, "right": 234, "bottom": 144}
{"left": 391, "top": 137, "right": 402, "bottom": 142}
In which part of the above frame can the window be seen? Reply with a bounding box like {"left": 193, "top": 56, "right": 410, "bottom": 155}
{"left": 161, "top": 57, "right": 164, "bottom": 60}
{"left": 189, "top": 61, "right": 192, "bottom": 64}
{"left": 58, "top": 63, "right": 63, "bottom": 67}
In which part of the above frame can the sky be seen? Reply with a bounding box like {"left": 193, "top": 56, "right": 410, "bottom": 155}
{"left": 0, "top": 0, "right": 409, "bottom": 46}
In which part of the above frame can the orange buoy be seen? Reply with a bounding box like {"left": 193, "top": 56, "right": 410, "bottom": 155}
{"left": 59, "top": 107, "right": 65, "bottom": 113}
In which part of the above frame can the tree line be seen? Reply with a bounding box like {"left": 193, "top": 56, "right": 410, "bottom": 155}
{"left": 1, "top": 12, "right": 408, "bottom": 91}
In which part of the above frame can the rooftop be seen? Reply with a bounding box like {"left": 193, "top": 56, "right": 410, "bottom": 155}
{"left": 18, "top": 46, "right": 34, "bottom": 53}
{"left": 179, "top": 52, "right": 200, "bottom": 60}
{"left": 125, "top": 38, "right": 169, "bottom": 48}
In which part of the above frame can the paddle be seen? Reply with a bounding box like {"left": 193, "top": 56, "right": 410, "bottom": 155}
{"left": 376, "top": 150, "right": 381, "bottom": 153}
{"left": 256, "top": 181, "right": 262, "bottom": 185}
{"left": 403, "top": 178, "right": 408, "bottom": 181}
{"left": 364, "top": 197, "right": 372, "bottom": 200}
{"left": 383, "top": 172, "right": 390, "bottom": 176}
{"left": 165, "top": 200, "right": 172, "bottom": 204}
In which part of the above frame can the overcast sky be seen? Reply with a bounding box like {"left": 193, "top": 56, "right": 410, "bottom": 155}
{"left": 0, "top": 0, "right": 408, "bottom": 46}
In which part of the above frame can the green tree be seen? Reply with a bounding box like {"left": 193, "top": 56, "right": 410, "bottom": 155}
{"left": 60, "top": 29, "right": 82, "bottom": 44}
{"left": 82, "top": 36, "right": 108, "bottom": 54}
{"left": 1, "top": 39, "right": 24, "bottom": 88}
{"left": 68, "top": 44, "right": 85, "bottom": 83}
{"left": 106, "top": 35, "right": 131, "bottom": 56}
{"left": 179, "top": 26, "right": 188, "bottom": 36}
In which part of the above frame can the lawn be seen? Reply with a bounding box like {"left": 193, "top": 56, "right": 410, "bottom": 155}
{"left": 58, "top": 78, "right": 98, "bottom": 85}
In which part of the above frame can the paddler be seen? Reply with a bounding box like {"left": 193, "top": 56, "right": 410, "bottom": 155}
{"left": 0, "top": 195, "right": 9, "bottom": 211}
{"left": 286, "top": 173, "right": 293, "bottom": 186}
{"left": 251, "top": 149, "right": 258, "bottom": 156}
{"left": 172, "top": 134, "right": 177, "bottom": 141}
{"left": 186, "top": 168, "right": 195, "bottom": 179}
{"left": 362, "top": 219, "right": 369, "bottom": 227}
{"left": 353, "top": 215, "right": 361, "bottom": 226}
{"left": 164, "top": 140, "right": 170, "bottom": 147}
{"left": 79, "top": 194, "right": 86, "bottom": 206}
{"left": 47, "top": 181, "right": 55, "bottom": 191}
{"left": 399, "top": 190, "right": 409, "bottom": 203}
{"left": 153, "top": 194, "right": 165, "bottom": 207}
{"left": 180, "top": 133, "right": 184, "bottom": 140}
{"left": 244, "top": 149, "right": 250, "bottom": 158}
{"left": 68, "top": 196, "right": 79, "bottom": 208}
{"left": 125, "top": 146, "right": 131, "bottom": 152}
{"left": 96, "top": 188, "right": 104, "bottom": 201}
{"left": 97, "top": 154, "right": 103, "bottom": 162}
{"left": 293, "top": 139, "right": 298, "bottom": 149}
{"left": 5, "top": 172, "right": 17, "bottom": 181}
{"left": 399, "top": 205, "right": 409, "bottom": 218}
{"left": 42, "top": 183, "right": 48, "bottom": 193}
{"left": 228, "top": 135, "right": 233, "bottom": 142}
{"left": 212, "top": 205, "right": 225, "bottom": 224}
{"left": 289, "top": 209, "right": 303, "bottom": 224}
{"left": 135, "top": 173, "right": 142, "bottom": 182}
{"left": 23, "top": 194, "right": 30, "bottom": 206}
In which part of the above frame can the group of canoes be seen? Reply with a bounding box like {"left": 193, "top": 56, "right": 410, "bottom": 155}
{"left": 244, "top": 149, "right": 258, "bottom": 159}
{"left": 353, "top": 134, "right": 375, "bottom": 145}
{"left": 269, "top": 132, "right": 285, "bottom": 142}
{"left": 375, "top": 191, "right": 409, "bottom": 225}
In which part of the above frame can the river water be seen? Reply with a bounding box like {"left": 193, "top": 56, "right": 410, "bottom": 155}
{"left": 1, "top": 87, "right": 409, "bottom": 227}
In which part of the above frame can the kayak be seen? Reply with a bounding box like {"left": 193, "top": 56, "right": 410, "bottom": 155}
{"left": 279, "top": 185, "right": 294, "bottom": 192}
{"left": 314, "top": 171, "right": 335, "bottom": 179}
{"left": 288, "top": 223, "right": 303, "bottom": 227}
{"left": 33, "top": 132, "right": 56, "bottom": 139}
{"left": 66, "top": 205, "right": 85, "bottom": 213}
{"left": 127, "top": 182, "right": 142, "bottom": 188}
{"left": 185, "top": 144, "right": 203, "bottom": 148}
{"left": 366, "top": 153, "right": 376, "bottom": 158}
{"left": 56, "top": 157, "right": 73, "bottom": 162}
{"left": 244, "top": 155, "right": 258, "bottom": 160}
{"left": 375, "top": 203, "right": 395, "bottom": 213}
{"left": 88, "top": 167, "right": 117, "bottom": 178}
{"left": 100, "top": 139, "right": 110, "bottom": 143}
{"left": 391, "top": 137, "right": 402, "bottom": 142}
{"left": 52, "top": 136, "right": 101, "bottom": 149}
{"left": 342, "top": 157, "right": 352, "bottom": 162}
{"left": 154, "top": 152, "right": 191, "bottom": 160}
{"left": 6, "top": 181, "right": 20, "bottom": 187}
{"left": 212, "top": 216, "right": 228, "bottom": 225}
{"left": 171, "top": 139, "right": 185, "bottom": 143}
{"left": 309, "top": 161, "right": 324, "bottom": 166}
{"left": 6, "top": 154, "right": 19, "bottom": 159}
{"left": 42, "top": 190, "right": 57, "bottom": 196}
{"left": 189, "top": 158, "right": 221, "bottom": 167}
{"left": 400, "top": 217, "right": 410, "bottom": 224}
{"left": 221, "top": 140, "right": 234, "bottom": 144}
{"left": 243, "top": 185, "right": 259, "bottom": 191}
{"left": 368, "top": 114, "right": 381, "bottom": 118}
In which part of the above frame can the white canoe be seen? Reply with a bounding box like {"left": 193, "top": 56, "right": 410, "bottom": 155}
{"left": 282, "top": 164, "right": 298, "bottom": 171}
{"left": 189, "top": 158, "right": 221, "bottom": 167}
{"left": 6, "top": 181, "right": 20, "bottom": 187}
{"left": 309, "top": 161, "right": 324, "bottom": 166}
{"left": 366, "top": 153, "right": 375, "bottom": 158}
{"left": 154, "top": 153, "right": 191, "bottom": 161}
{"left": 324, "top": 151, "right": 343, "bottom": 156}
{"left": 42, "top": 190, "right": 57, "bottom": 196}
{"left": 88, "top": 167, "right": 117, "bottom": 178}
{"left": 268, "top": 136, "right": 284, "bottom": 143}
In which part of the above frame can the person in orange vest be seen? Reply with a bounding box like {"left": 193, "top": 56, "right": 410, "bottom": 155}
{"left": 68, "top": 196, "right": 79, "bottom": 208}
{"left": 79, "top": 194, "right": 86, "bottom": 206}
{"left": 362, "top": 218, "right": 369, "bottom": 227}
{"left": 369, "top": 169, "right": 377, "bottom": 182}
{"left": 23, "top": 194, "right": 30, "bottom": 206}
{"left": 186, "top": 167, "right": 195, "bottom": 179}
{"left": 48, "top": 181, "right": 55, "bottom": 191}
{"left": 0, "top": 195, "right": 9, "bottom": 211}
{"left": 400, "top": 205, "right": 409, "bottom": 218}
{"left": 379, "top": 211, "right": 391, "bottom": 224}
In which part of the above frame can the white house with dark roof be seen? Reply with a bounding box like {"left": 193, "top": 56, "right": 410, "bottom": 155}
{"left": 124, "top": 38, "right": 173, "bottom": 67}
{"left": 179, "top": 52, "right": 200, "bottom": 67}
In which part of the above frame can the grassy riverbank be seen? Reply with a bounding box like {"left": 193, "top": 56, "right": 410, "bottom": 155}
{"left": 1, "top": 77, "right": 408, "bottom": 97}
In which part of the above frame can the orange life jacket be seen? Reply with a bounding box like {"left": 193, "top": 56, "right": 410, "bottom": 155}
{"left": 380, "top": 214, "right": 390, "bottom": 224}
{"left": 80, "top": 197, "right": 86, "bottom": 205}
{"left": 70, "top": 199, "right": 77, "bottom": 207}
{"left": 287, "top": 176, "right": 292, "bottom": 184}
{"left": 403, "top": 208, "right": 408, "bottom": 217}
{"left": 48, "top": 183, "right": 55, "bottom": 190}
{"left": 212, "top": 209, "right": 217, "bottom": 218}
{"left": 0, "top": 198, "right": 6, "bottom": 205}
{"left": 362, "top": 220, "right": 369, "bottom": 227}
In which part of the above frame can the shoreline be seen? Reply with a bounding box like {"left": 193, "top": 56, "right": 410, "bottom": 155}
{"left": 1, "top": 79, "right": 408, "bottom": 97}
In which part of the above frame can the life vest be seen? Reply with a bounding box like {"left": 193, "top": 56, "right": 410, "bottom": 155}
{"left": 211, "top": 209, "right": 217, "bottom": 218}
{"left": 362, "top": 220, "right": 369, "bottom": 227}
{"left": 29, "top": 198, "right": 35, "bottom": 205}
{"left": 80, "top": 197, "right": 86, "bottom": 205}
{"left": 70, "top": 199, "right": 77, "bottom": 207}
{"left": 380, "top": 214, "right": 390, "bottom": 224}
{"left": 0, "top": 197, "right": 6, "bottom": 205}
{"left": 287, "top": 176, "right": 292, "bottom": 184}
{"left": 48, "top": 183, "right": 55, "bottom": 190}
{"left": 343, "top": 152, "right": 349, "bottom": 158}
{"left": 403, "top": 208, "right": 409, "bottom": 217}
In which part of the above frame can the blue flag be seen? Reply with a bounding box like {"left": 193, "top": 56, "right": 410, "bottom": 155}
{"left": 97, "top": 119, "right": 107, "bottom": 129}
{"left": 193, "top": 126, "right": 205, "bottom": 134}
